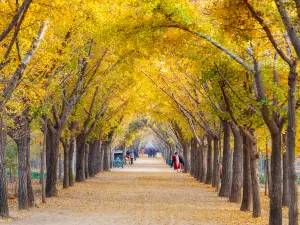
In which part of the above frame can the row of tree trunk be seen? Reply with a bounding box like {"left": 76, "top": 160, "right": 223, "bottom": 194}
{"left": 189, "top": 120, "right": 262, "bottom": 217}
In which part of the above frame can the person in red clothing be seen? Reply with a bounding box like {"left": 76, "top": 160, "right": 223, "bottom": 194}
{"left": 171, "top": 152, "right": 181, "bottom": 172}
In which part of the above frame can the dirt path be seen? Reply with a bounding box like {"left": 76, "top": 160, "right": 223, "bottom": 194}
{"left": 1, "top": 156, "right": 285, "bottom": 224}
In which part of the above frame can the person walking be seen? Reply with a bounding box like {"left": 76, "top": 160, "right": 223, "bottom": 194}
{"left": 130, "top": 152, "right": 134, "bottom": 165}
{"left": 179, "top": 154, "right": 184, "bottom": 173}
{"left": 171, "top": 152, "right": 181, "bottom": 172}
{"left": 134, "top": 150, "right": 138, "bottom": 161}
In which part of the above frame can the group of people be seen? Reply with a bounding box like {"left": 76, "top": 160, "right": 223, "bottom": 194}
{"left": 125, "top": 150, "right": 139, "bottom": 165}
{"left": 170, "top": 152, "right": 184, "bottom": 173}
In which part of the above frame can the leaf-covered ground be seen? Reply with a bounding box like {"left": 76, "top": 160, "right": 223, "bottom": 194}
{"left": 1, "top": 157, "right": 296, "bottom": 225}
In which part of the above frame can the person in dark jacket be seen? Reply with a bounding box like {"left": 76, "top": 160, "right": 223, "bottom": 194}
{"left": 179, "top": 155, "right": 184, "bottom": 167}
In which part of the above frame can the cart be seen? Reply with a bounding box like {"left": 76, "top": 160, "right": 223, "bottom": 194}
{"left": 113, "top": 150, "right": 124, "bottom": 168}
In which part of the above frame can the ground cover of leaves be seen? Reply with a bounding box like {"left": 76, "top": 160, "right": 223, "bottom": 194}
{"left": 1, "top": 158, "right": 298, "bottom": 225}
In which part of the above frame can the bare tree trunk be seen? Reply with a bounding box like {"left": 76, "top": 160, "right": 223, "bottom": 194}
{"left": 103, "top": 143, "right": 110, "bottom": 171}
{"left": 0, "top": 115, "right": 8, "bottom": 217}
{"left": 286, "top": 66, "right": 298, "bottom": 225}
{"left": 229, "top": 123, "right": 243, "bottom": 203}
{"left": 240, "top": 134, "right": 252, "bottom": 211}
{"left": 249, "top": 131, "right": 261, "bottom": 218}
{"left": 190, "top": 138, "right": 196, "bottom": 177}
{"left": 61, "top": 139, "right": 69, "bottom": 189}
{"left": 88, "top": 141, "right": 95, "bottom": 177}
{"left": 85, "top": 144, "right": 89, "bottom": 179}
{"left": 205, "top": 136, "right": 213, "bottom": 184}
{"left": 219, "top": 120, "right": 232, "bottom": 197}
{"left": 183, "top": 141, "right": 190, "bottom": 173}
{"left": 270, "top": 133, "right": 282, "bottom": 225}
{"left": 58, "top": 154, "right": 62, "bottom": 180}
{"left": 282, "top": 133, "right": 289, "bottom": 206}
{"left": 265, "top": 158, "right": 268, "bottom": 196}
{"left": 75, "top": 133, "right": 86, "bottom": 182}
{"left": 196, "top": 141, "right": 202, "bottom": 181}
{"left": 26, "top": 131, "right": 34, "bottom": 208}
{"left": 266, "top": 149, "right": 271, "bottom": 197}
{"left": 200, "top": 138, "right": 207, "bottom": 183}
{"left": 45, "top": 128, "right": 60, "bottom": 197}
{"left": 16, "top": 138, "right": 28, "bottom": 210}
{"left": 99, "top": 143, "right": 104, "bottom": 173}
{"left": 69, "top": 135, "right": 75, "bottom": 187}
{"left": 41, "top": 122, "right": 46, "bottom": 203}
{"left": 212, "top": 138, "right": 219, "bottom": 188}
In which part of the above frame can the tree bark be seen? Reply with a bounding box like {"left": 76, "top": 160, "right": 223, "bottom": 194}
{"left": 69, "top": 135, "right": 75, "bottom": 187}
{"left": 0, "top": 115, "right": 9, "bottom": 217}
{"left": 282, "top": 133, "right": 289, "bottom": 207}
{"left": 196, "top": 141, "right": 202, "bottom": 181}
{"left": 229, "top": 123, "right": 243, "bottom": 203}
{"left": 41, "top": 122, "right": 46, "bottom": 203}
{"left": 240, "top": 134, "right": 252, "bottom": 211}
{"left": 219, "top": 120, "right": 232, "bottom": 197}
{"left": 200, "top": 138, "right": 207, "bottom": 183}
{"left": 45, "top": 128, "right": 60, "bottom": 197}
{"left": 190, "top": 138, "right": 196, "bottom": 177}
{"left": 98, "top": 143, "right": 104, "bottom": 173}
{"left": 269, "top": 133, "right": 282, "bottom": 224}
{"left": 26, "top": 131, "right": 34, "bottom": 208}
{"left": 85, "top": 143, "right": 89, "bottom": 179}
{"left": 88, "top": 141, "right": 95, "bottom": 177}
{"left": 61, "top": 139, "right": 69, "bottom": 189}
{"left": 103, "top": 143, "right": 110, "bottom": 171}
{"left": 16, "top": 137, "right": 29, "bottom": 210}
{"left": 249, "top": 131, "right": 261, "bottom": 218}
{"left": 58, "top": 154, "right": 62, "bottom": 180}
{"left": 9, "top": 110, "right": 34, "bottom": 209}
{"left": 212, "top": 138, "right": 219, "bottom": 188}
{"left": 75, "top": 133, "right": 86, "bottom": 182}
{"left": 286, "top": 65, "right": 298, "bottom": 225}
{"left": 183, "top": 141, "right": 190, "bottom": 173}
{"left": 205, "top": 136, "right": 213, "bottom": 184}
{"left": 266, "top": 150, "right": 271, "bottom": 197}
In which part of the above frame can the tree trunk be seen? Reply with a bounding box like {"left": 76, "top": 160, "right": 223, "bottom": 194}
{"left": 58, "top": 154, "right": 62, "bottom": 180}
{"left": 75, "top": 133, "right": 86, "bottom": 182}
{"left": 68, "top": 135, "right": 75, "bottom": 187}
{"left": 0, "top": 116, "right": 9, "bottom": 217}
{"left": 190, "top": 138, "right": 196, "bottom": 177}
{"left": 269, "top": 133, "right": 282, "bottom": 225}
{"left": 200, "top": 138, "right": 207, "bottom": 183}
{"left": 287, "top": 53, "right": 298, "bottom": 225}
{"left": 99, "top": 143, "right": 104, "bottom": 173}
{"left": 16, "top": 138, "right": 28, "bottom": 210}
{"left": 219, "top": 120, "right": 232, "bottom": 197}
{"left": 85, "top": 143, "right": 89, "bottom": 179}
{"left": 183, "top": 141, "right": 190, "bottom": 173}
{"left": 205, "top": 136, "right": 213, "bottom": 184}
{"left": 41, "top": 123, "right": 46, "bottom": 203}
{"left": 88, "top": 141, "right": 95, "bottom": 177}
{"left": 249, "top": 131, "right": 261, "bottom": 218}
{"left": 212, "top": 138, "right": 219, "bottom": 188}
{"left": 45, "top": 128, "right": 60, "bottom": 197}
{"left": 62, "top": 140, "right": 69, "bottom": 189}
{"left": 196, "top": 141, "right": 202, "bottom": 181}
{"left": 282, "top": 133, "right": 289, "bottom": 207}
{"left": 266, "top": 149, "right": 271, "bottom": 197}
{"left": 240, "top": 134, "right": 252, "bottom": 211}
{"left": 25, "top": 129, "right": 34, "bottom": 208}
{"left": 265, "top": 158, "right": 268, "bottom": 196}
{"left": 103, "top": 143, "right": 110, "bottom": 171}
{"left": 229, "top": 123, "right": 243, "bottom": 203}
